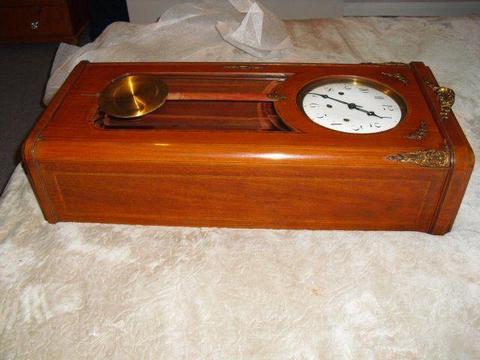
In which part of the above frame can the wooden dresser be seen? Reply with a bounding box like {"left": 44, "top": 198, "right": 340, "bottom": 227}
{"left": 0, "top": 0, "right": 88, "bottom": 44}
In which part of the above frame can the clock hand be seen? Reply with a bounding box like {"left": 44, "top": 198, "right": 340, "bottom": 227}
{"left": 364, "top": 110, "right": 389, "bottom": 119}
{"left": 353, "top": 108, "right": 390, "bottom": 119}
{"left": 311, "top": 93, "right": 388, "bottom": 119}
{"left": 312, "top": 93, "right": 368, "bottom": 111}
{"left": 312, "top": 93, "right": 359, "bottom": 108}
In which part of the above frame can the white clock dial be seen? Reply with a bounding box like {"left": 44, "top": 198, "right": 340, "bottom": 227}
{"left": 301, "top": 79, "right": 404, "bottom": 134}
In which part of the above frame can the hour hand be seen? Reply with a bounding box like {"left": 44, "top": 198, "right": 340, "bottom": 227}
{"left": 366, "top": 111, "right": 388, "bottom": 119}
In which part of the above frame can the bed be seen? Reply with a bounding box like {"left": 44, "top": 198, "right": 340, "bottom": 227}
{"left": 1, "top": 1, "right": 479, "bottom": 358}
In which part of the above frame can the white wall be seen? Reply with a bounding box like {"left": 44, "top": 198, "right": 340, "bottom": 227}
{"left": 126, "top": 0, "right": 183, "bottom": 23}
{"left": 126, "top": 0, "right": 343, "bottom": 22}
{"left": 257, "top": 0, "right": 344, "bottom": 18}
{"left": 345, "top": 0, "right": 480, "bottom": 16}
{"left": 126, "top": 0, "right": 480, "bottom": 23}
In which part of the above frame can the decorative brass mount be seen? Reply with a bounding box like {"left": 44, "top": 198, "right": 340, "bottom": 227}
{"left": 361, "top": 62, "right": 408, "bottom": 66}
{"left": 407, "top": 121, "right": 428, "bottom": 140}
{"left": 382, "top": 62, "right": 408, "bottom": 66}
{"left": 387, "top": 146, "right": 450, "bottom": 168}
{"left": 224, "top": 65, "right": 263, "bottom": 71}
{"left": 424, "top": 79, "right": 455, "bottom": 120}
{"left": 381, "top": 72, "right": 408, "bottom": 85}
{"left": 435, "top": 87, "right": 455, "bottom": 120}
{"left": 267, "top": 90, "right": 286, "bottom": 101}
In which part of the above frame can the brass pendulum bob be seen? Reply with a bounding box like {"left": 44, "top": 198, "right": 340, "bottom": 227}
{"left": 98, "top": 74, "right": 168, "bottom": 119}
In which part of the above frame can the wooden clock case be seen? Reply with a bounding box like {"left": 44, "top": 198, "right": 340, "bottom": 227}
{"left": 22, "top": 61, "right": 474, "bottom": 234}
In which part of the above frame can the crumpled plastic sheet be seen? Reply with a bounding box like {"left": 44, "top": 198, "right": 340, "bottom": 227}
{"left": 44, "top": 0, "right": 292, "bottom": 104}
{"left": 216, "top": 1, "right": 292, "bottom": 58}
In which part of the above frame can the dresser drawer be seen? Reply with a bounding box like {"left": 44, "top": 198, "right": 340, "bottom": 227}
{"left": 0, "top": 5, "right": 70, "bottom": 40}
{"left": 0, "top": 0, "right": 88, "bottom": 44}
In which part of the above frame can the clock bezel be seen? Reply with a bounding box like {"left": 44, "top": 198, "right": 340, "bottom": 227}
{"left": 297, "top": 76, "right": 408, "bottom": 135}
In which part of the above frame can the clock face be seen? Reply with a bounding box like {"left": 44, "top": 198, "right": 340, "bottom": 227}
{"left": 300, "top": 79, "right": 405, "bottom": 134}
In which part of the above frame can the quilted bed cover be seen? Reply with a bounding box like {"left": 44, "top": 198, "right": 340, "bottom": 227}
{"left": 1, "top": 1, "right": 479, "bottom": 358}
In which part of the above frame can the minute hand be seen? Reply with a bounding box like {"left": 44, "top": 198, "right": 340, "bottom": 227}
{"left": 312, "top": 93, "right": 388, "bottom": 119}
{"left": 312, "top": 93, "right": 355, "bottom": 107}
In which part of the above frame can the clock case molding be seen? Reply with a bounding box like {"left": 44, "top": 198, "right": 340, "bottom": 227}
{"left": 22, "top": 61, "right": 474, "bottom": 234}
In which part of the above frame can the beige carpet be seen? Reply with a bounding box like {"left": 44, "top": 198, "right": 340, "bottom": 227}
{"left": 1, "top": 1, "right": 479, "bottom": 358}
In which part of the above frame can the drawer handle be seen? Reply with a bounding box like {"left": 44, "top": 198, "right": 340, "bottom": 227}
{"left": 31, "top": 21, "right": 40, "bottom": 30}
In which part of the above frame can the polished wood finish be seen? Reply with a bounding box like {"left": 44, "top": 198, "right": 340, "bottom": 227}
{"left": 22, "top": 62, "right": 474, "bottom": 234}
{"left": 0, "top": 0, "right": 88, "bottom": 44}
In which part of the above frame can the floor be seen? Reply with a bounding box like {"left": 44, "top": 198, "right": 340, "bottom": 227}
{"left": 0, "top": 42, "right": 59, "bottom": 194}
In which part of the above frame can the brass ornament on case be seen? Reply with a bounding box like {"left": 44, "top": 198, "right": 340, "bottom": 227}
{"left": 435, "top": 86, "right": 455, "bottom": 120}
{"left": 382, "top": 62, "right": 408, "bottom": 66}
{"left": 381, "top": 72, "right": 409, "bottom": 85}
{"left": 267, "top": 90, "right": 286, "bottom": 101}
{"left": 407, "top": 121, "right": 428, "bottom": 140}
{"left": 387, "top": 146, "right": 450, "bottom": 168}
{"left": 224, "top": 65, "right": 263, "bottom": 71}
{"left": 361, "top": 62, "right": 408, "bottom": 66}
{"left": 424, "top": 79, "right": 455, "bottom": 120}
{"left": 98, "top": 74, "right": 168, "bottom": 118}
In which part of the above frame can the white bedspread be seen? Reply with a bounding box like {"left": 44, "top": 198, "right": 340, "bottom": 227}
{"left": 1, "top": 1, "right": 479, "bottom": 358}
